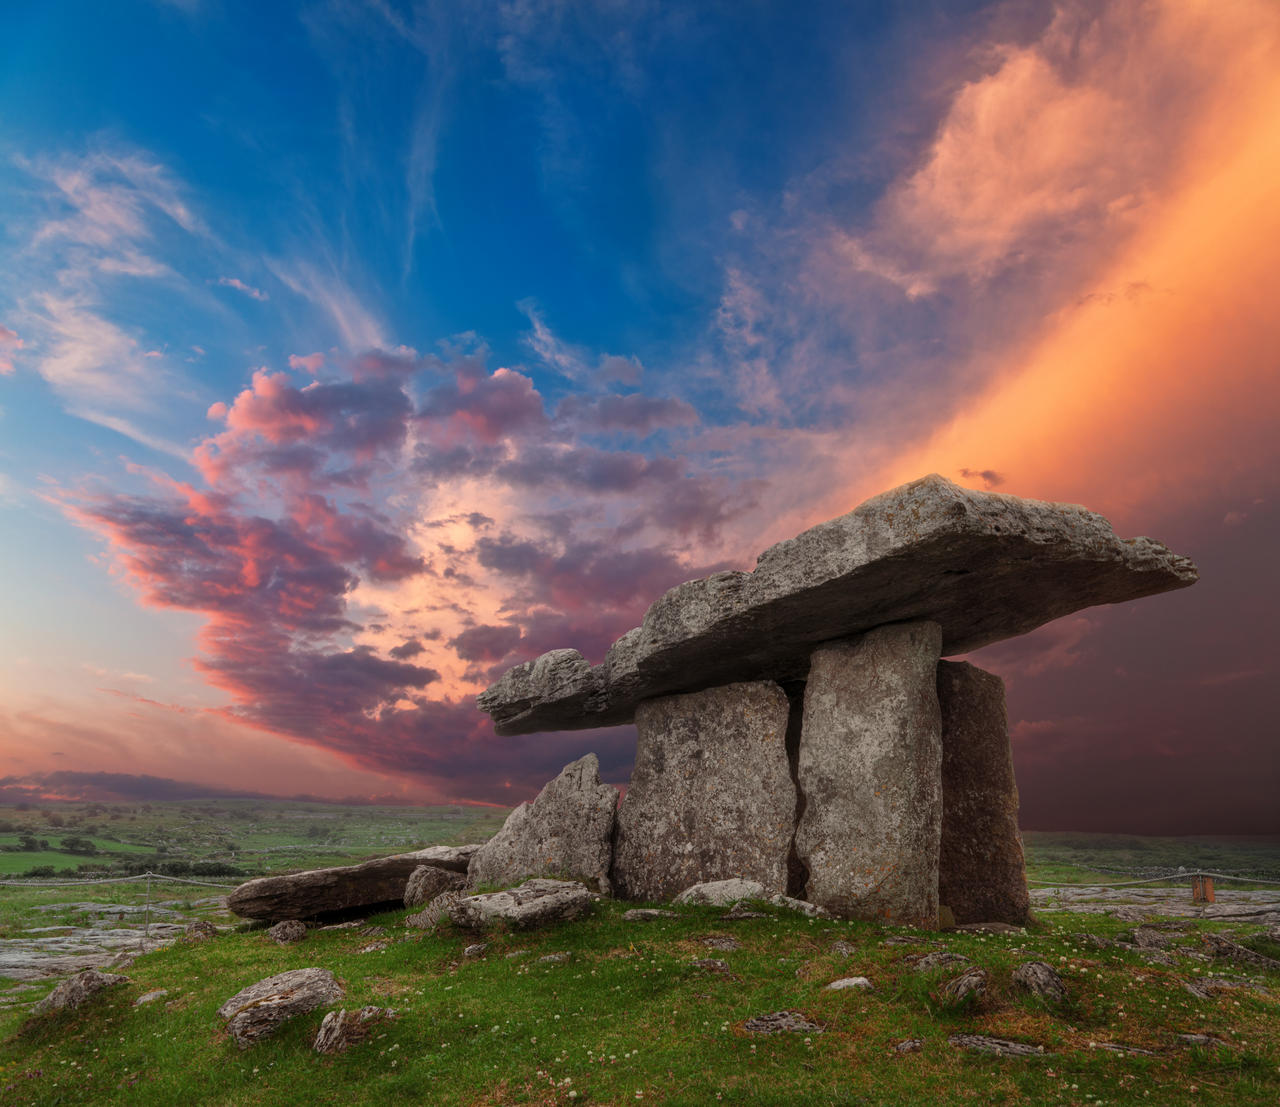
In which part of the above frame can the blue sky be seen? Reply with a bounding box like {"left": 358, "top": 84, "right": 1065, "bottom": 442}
{"left": 1, "top": 0, "right": 1277, "bottom": 830}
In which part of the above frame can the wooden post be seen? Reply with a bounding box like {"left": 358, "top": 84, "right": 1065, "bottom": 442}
{"left": 1191, "top": 874, "right": 1215, "bottom": 904}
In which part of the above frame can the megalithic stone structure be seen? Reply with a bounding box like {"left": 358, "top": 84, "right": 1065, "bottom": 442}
{"left": 477, "top": 475, "right": 1198, "bottom": 923}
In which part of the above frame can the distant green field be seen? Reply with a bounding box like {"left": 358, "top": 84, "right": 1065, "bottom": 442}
{"left": 1023, "top": 831, "right": 1280, "bottom": 888}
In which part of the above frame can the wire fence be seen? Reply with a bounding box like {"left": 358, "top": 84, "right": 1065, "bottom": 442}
{"left": 1028, "top": 869, "right": 1280, "bottom": 889}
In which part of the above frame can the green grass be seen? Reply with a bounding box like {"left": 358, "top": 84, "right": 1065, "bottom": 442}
{"left": 2, "top": 901, "right": 1278, "bottom": 1106}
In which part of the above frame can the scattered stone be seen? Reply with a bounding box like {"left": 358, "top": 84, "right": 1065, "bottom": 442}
{"left": 468, "top": 754, "right": 619, "bottom": 895}
{"left": 831, "top": 940, "right": 858, "bottom": 956}
{"left": 895, "top": 1039, "right": 924, "bottom": 1054}
{"left": 357, "top": 942, "right": 389, "bottom": 954}
{"left": 721, "top": 905, "right": 769, "bottom": 921}
{"left": 406, "top": 891, "right": 466, "bottom": 930}
{"left": 691, "top": 958, "right": 731, "bottom": 974}
{"left": 267, "top": 920, "right": 307, "bottom": 945}
{"left": 912, "top": 951, "right": 970, "bottom": 972}
{"left": 358, "top": 925, "right": 388, "bottom": 937}
{"left": 612, "top": 683, "right": 795, "bottom": 902}
{"left": 1202, "top": 932, "right": 1280, "bottom": 971}
{"left": 768, "top": 893, "right": 833, "bottom": 919}
{"left": 320, "top": 920, "right": 364, "bottom": 931}
{"left": 673, "top": 879, "right": 768, "bottom": 907}
{"left": 882, "top": 935, "right": 928, "bottom": 946}
{"left": 941, "top": 967, "right": 987, "bottom": 1001}
{"left": 133, "top": 989, "right": 169, "bottom": 1006}
{"left": 954, "top": 922, "right": 1024, "bottom": 935}
{"left": 623, "top": 909, "right": 679, "bottom": 922}
{"left": 463, "top": 943, "right": 489, "bottom": 958}
{"left": 1089, "top": 1041, "right": 1157, "bottom": 1056}
{"left": 478, "top": 475, "right": 1197, "bottom": 735}
{"left": 505, "top": 950, "right": 531, "bottom": 960}
{"left": 183, "top": 920, "right": 218, "bottom": 943}
{"left": 448, "top": 879, "right": 594, "bottom": 931}
{"left": 1176, "top": 1033, "right": 1231, "bottom": 1050}
{"left": 32, "top": 970, "right": 129, "bottom": 1016}
{"left": 404, "top": 865, "right": 464, "bottom": 909}
{"left": 703, "top": 936, "right": 741, "bottom": 951}
{"left": 743, "top": 1011, "right": 824, "bottom": 1034}
{"left": 948, "top": 1034, "right": 1049, "bottom": 1057}
{"left": 1071, "top": 933, "right": 1118, "bottom": 950}
{"left": 538, "top": 952, "right": 570, "bottom": 963}
{"left": 313, "top": 1006, "right": 397, "bottom": 1055}
{"left": 228, "top": 848, "right": 470, "bottom": 921}
{"left": 824, "top": 976, "right": 874, "bottom": 992}
{"left": 1182, "top": 974, "right": 1262, "bottom": 999}
{"left": 937, "top": 661, "right": 1029, "bottom": 926}
{"left": 218, "top": 968, "right": 344, "bottom": 1049}
{"left": 1132, "top": 926, "right": 1175, "bottom": 949}
{"left": 1012, "top": 961, "right": 1068, "bottom": 1005}
{"left": 1140, "top": 949, "right": 1178, "bottom": 967}
{"left": 796, "top": 622, "right": 943, "bottom": 925}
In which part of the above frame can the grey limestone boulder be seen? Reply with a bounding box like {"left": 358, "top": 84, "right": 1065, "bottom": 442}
{"left": 672, "top": 878, "right": 769, "bottom": 907}
{"left": 467, "top": 754, "right": 618, "bottom": 894}
{"left": 478, "top": 475, "right": 1197, "bottom": 734}
{"left": 267, "top": 919, "right": 307, "bottom": 945}
{"left": 33, "top": 969, "right": 129, "bottom": 1016}
{"left": 612, "top": 682, "right": 794, "bottom": 903}
{"left": 447, "top": 878, "right": 594, "bottom": 930}
{"left": 937, "top": 661, "right": 1030, "bottom": 925}
{"left": 313, "top": 1006, "right": 396, "bottom": 1054}
{"left": 404, "top": 864, "right": 464, "bottom": 908}
{"left": 1012, "top": 961, "right": 1068, "bottom": 1005}
{"left": 218, "top": 968, "right": 344, "bottom": 1049}
{"left": 795, "top": 622, "right": 943, "bottom": 925}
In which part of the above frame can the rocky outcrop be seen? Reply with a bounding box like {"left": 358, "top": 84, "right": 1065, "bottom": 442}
{"left": 795, "top": 622, "right": 943, "bottom": 925}
{"left": 937, "top": 661, "right": 1030, "bottom": 925}
{"left": 228, "top": 848, "right": 475, "bottom": 921}
{"left": 478, "top": 475, "right": 1197, "bottom": 735}
{"left": 447, "top": 879, "right": 594, "bottom": 930}
{"left": 611, "top": 683, "right": 794, "bottom": 902}
{"left": 32, "top": 969, "right": 128, "bottom": 1015}
{"left": 404, "top": 865, "right": 464, "bottom": 909}
{"left": 218, "top": 968, "right": 344, "bottom": 1049}
{"left": 468, "top": 754, "right": 618, "bottom": 894}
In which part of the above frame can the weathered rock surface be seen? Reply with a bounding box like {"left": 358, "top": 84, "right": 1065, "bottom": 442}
{"left": 468, "top": 754, "right": 619, "bottom": 895}
{"left": 406, "top": 890, "right": 465, "bottom": 930}
{"left": 412, "top": 844, "right": 481, "bottom": 873}
{"left": 912, "top": 950, "right": 970, "bottom": 972}
{"left": 478, "top": 475, "right": 1197, "bottom": 734}
{"left": 612, "top": 683, "right": 794, "bottom": 903}
{"left": 267, "top": 920, "right": 307, "bottom": 945}
{"left": 1202, "top": 932, "right": 1280, "bottom": 971}
{"left": 228, "top": 848, "right": 472, "bottom": 921}
{"left": 313, "top": 1006, "right": 396, "bottom": 1054}
{"left": 672, "top": 878, "right": 769, "bottom": 907}
{"left": 941, "top": 966, "right": 988, "bottom": 1001}
{"left": 623, "top": 909, "right": 678, "bottom": 921}
{"left": 218, "top": 968, "right": 344, "bottom": 1049}
{"left": 1012, "top": 961, "right": 1068, "bottom": 1004}
{"left": 949, "top": 1034, "right": 1049, "bottom": 1057}
{"left": 447, "top": 879, "right": 594, "bottom": 930}
{"left": 768, "top": 894, "right": 833, "bottom": 919}
{"left": 795, "top": 622, "right": 943, "bottom": 925}
{"left": 134, "top": 989, "right": 169, "bottom": 1006}
{"left": 743, "top": 1010, "right": 824, "bottom": 1034}
{"left": 825, "top": 976, "right": 874, "bottom": 991}
{"left": 32, "top": 969, "right": 128, "bottom": 1015}
{"left": 936, "top": 661, "right": 1029, "bottom": 926}
{"left": 404, "top": 865, "right": 465, "bottom": 909}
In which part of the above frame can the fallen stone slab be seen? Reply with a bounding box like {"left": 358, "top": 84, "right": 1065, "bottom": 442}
{"left": 468, "top": 753, "right": 618, "bottom": 895}
{"left": 743, "top": 1010, "right": 824, "bottom": 1034}
{"left": 948, "top": 1034, "right": 1049, "bottom": 1057}
{"left": 313, "top": 1006, "right": 397, "bottom": 1054}
{"left": 404, "top": 865, "right": 464, "bottom": 909}
{"left": 228, "top": 848, "right": 473, "bottom": 921}
{"left": 447, "top": 879, "right": 593, "bottom": 930}
{"left": 673, "top": 878, "right": 768, "bottom": 907}
{"left": 478, "top": 475, "right": 1197, "bottom": 734}
{"left": 611, "top": 683, "right": 794, "bottom": 902}
{"left": 32, "top": 969, "right": 129, "bottom": 1016}
{"left": 218, "top": 968, "right": 344, "bottom": 1049}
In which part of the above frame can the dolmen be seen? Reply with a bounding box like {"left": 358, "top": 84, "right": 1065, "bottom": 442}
{"left": 477, "top": 475, "right": 1197, "bottom": 928}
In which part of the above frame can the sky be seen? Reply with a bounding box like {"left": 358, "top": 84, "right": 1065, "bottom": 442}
{"left": 0, "top": 0, "right": 1276, "bottom": 833}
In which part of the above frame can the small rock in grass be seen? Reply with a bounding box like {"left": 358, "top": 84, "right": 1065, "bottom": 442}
{"left": 357, "top": 941, "right": 390, "bottom": 954}
{"left": 623, "top": 909, "right": 678, "bottom": 921}
{"left": 911, "top": 950, "right": 969, "bottom": 972}
{"left": 894, "top": 1039, "right": 923, "bottom": 1053}
{"left": 183, "top": 920, "right": 218, "bottom": 943}
{"left": 267, "top": 919, "right": 307, "bottom": 945}
{"left": 1011, "top": 961, "right": 1068, "bottom": 1005}
{"left": 1177, "top": 1033, "right": 1231, "bottom": 1050}
{"left": 824, "top": 976, "right": 873, "bottom": 992}
{"left": 691, "top": 958, "right": 730, "bottom": 974}
{"left": 948, "top": 1034, "right": 1048, "bottom": 1057}
{"left": 463, "top": 943, "right": 489, "bottom": 958}
{"left": 673, "top": 879, "right": 767, "bottom": 907}
{"left": 218, "top": 968, "right": 344, "bottom": 1049}
{"left": 954, "top": 922, "right": 1024, "bottom": 935}
{"left": 33, "top": 970, "right": 128, "bottom": 1016}
{"left": 703, "top": 936, "right": 741, "bottom": 951}
{"left": 133, "top": 989, "right": 169, "bottom": 1006}
{"left": 1090, "top": 1041, "right": 1156, "bottom": 1056}
{"left": 743, "top": 1010, "right": 823, "bottom": 1034}
{"left": 358, "top": 925, "right": 388, "bottom": 937}
{"left": 768, "top": 893, "right": 832, "bottom": 919}
{"left": 505, "top": 950, "right": 530, "bottom": 960}
{"left": 721, "top": 905, "right": 768, "bottom": 921}
{"left": 830, "top": 940, "right": 858, "bottom": 956}
{"left": 538, "top": 952, "right": 570, "bottom": 963}
{"left": 940, "top": 967, "right": 987, "bottom": 1001}
{"left": 320, "top": 920, "right": 364, "bottom": 930}
{"left": 313, "top": 1006, "right": 397, "bottom": 1055}
{"left": 882, "top": 935, "right": 927, "bottom": 946}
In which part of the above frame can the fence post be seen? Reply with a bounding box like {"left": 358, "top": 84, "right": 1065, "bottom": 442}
{"left": 1191, "top": 874, "right": 1215, "bottom": 904}
{"left": 143, "top": 872, "right": 152, "bottom": 949}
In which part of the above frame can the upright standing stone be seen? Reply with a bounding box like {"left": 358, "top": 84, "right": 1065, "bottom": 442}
{"left": 611, "top": 681, "right": 795, "bottom": 903}
{"left": 937, "top": 661, "right": 1030, "bottom": 924}
{"left": 795, "top": 621, "right": 943, "bottom": 924}
{"left": 467, "top": 754, "right": 619, "bottom": 895}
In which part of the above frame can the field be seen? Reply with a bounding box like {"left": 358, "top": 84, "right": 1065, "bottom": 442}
{"left": 1, "top": 807, "right": 1278, "bottom": 1105}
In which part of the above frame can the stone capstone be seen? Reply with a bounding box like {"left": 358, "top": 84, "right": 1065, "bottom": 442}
{"left": 937, "top": 661, "right": 1030, "bottom": 926}
{"left": 671, "top": 878, "right": 769, "bottom": 907}
{"left": 227, "top": 848, "right": 470, "bottom": 921}
{"left": 32, "top": 969, "right": 128, "bottom": 1016}
{"left": 794, "top": 622, "right": 943, "bottom": 925}
{"left": 611, "top": 683, "right": 794, "bottom": 903}
{"left": 447, "top": 879, "right": 594, "bottom": 930}
{"left": 218, "top": 968, "right": 344, "bottom": 1049}
{"left": 467, "top": 754, "right": 618, "bottom": 895}
{"left": 404, "top": 865, "right": 465, "bottom": 909}
{"left": 478, "top": 475, "right": 1197, "bottom": 734}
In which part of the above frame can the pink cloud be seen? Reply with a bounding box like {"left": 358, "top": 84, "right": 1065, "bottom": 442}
{"left": 0, "top": 325, "right": 21, "bottom": 374}
{"left": 288, "top": 351, "right": 325, "bottom": 374}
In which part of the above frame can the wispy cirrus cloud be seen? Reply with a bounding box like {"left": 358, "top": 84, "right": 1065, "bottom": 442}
{"left": 0, "top": 325, "right": 21, "bottom": 374}
{"left": 216, "top": 276, "right": 268, "bottom": 301}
